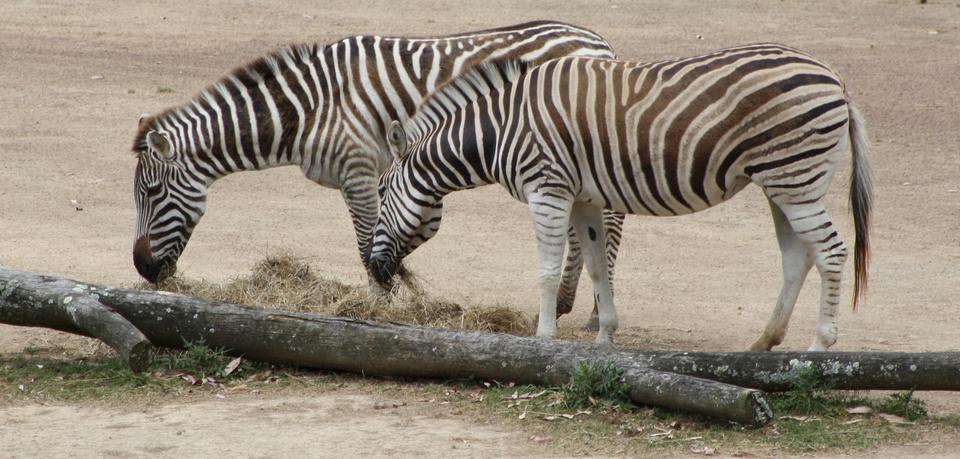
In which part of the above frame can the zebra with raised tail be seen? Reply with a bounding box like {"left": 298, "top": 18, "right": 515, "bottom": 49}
{"left": 369, "top": 44, "right": 872, "bottom": 349}
{"left": 131, "top": 21, "right": 622, "bottom": 314}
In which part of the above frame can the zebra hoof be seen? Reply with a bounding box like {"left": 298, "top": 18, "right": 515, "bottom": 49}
{"left": 583, "top": 316, "right": 600, "bottom": 332}
{"left": 594, "top": 335, "right": 616, "bottom": 349}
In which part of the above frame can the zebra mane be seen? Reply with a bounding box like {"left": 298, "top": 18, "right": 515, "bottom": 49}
{"left": 407, "top": 59, "right": 528, "bottom": 135}
{"left": 132, "top": 43, "right": 322, "bottom": 153}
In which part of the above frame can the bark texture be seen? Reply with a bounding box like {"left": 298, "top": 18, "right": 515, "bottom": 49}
{"left": 0, "top": 274, "right": 153, "bottom": 371}
{"left": 627, "top": 351, "right": 960, "bottom": 391}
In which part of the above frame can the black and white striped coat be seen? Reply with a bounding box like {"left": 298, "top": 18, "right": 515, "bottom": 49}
{"left": 370, "top": 44, "right": 873, "bottom": 349}
{"left": 131, "top": 21, "right": 619, "bottom": 310}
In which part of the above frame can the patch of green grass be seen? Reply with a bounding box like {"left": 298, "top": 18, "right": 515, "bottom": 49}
{"left": 0, "top": 341, "right": 303, "bottom": 402}
{"left": 764, "top": 416, "right": 904, "bottom": 452}
{"left": 750, "top": 365, "right": 932, "bottom": 452}
{"left": 768, "top": 365, "right": 859, "bottom": 416}
{"left": 562, "top": 361, "right": 634, "bottom": 410}
{"left": 769, "top": 366, "right": 928, "bottom": 422}
{"left": 153, "top": 340, "right": 262, "bottom": 380}
{"left": 873, "top": 390, "right": 927, "bottom": 421}
{"left": 0, "top": 354, "right": 158, "bottom": 400}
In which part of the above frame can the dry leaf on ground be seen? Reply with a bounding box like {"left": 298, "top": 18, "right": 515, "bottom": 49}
{"left": 878, "top": 413, "right": 912, "bottom": 425}
{"left": 846, "top": 406, "right": 874, "bottom": 415}
{"left": 223, "top": 357, "right": 243, "bottom": 376}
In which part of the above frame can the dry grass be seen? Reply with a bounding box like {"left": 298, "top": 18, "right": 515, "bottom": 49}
{"left": 142, "top": 252, "right": 533, "bottom": 336}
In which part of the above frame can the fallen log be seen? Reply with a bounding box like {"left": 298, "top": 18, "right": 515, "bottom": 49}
{"left": 626, "top": 351, "right": 960, "bottom": 392}
{"left": 0, "top": 267, "right": 771, "bottom": 426}
{"left": 0, "top": 277, "right": 153, "bottom": 371}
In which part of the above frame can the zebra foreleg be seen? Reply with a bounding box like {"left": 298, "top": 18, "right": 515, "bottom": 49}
{"left": 749, "top": 199, "right": 814, "bottom": 351}
{"left": 570, "top": 202, "right": 618, "bottom": 345}
{"left": 528, "top": 193, "right": 574, "bottom": 339}
{"left": 339, "top": 168, "right": 384, "bottom": 293}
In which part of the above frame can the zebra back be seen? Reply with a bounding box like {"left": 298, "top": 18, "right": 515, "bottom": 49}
{"left": 395, "top": 44, "right": 853, "bottom": 216}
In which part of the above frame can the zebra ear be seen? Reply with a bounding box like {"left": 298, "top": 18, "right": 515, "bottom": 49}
{"left": 387, "top": 120, "right": 408, "bottom": 158}
{"left": 138, "top": 113, "right": 151, "bottom": 130}
{"left": 146, "top": 131, "right": 173, "bottom": 160}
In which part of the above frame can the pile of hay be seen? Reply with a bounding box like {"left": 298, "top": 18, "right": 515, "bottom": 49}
{"left": 144, "top": 253, "right": 534, "bottom": 336}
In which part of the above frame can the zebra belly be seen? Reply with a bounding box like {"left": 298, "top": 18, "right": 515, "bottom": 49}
{"left": 575, "top": 169, "right": 752, "bottom": 218}
{"left": 580, "top": 186, "right": 751, "bottom": 217}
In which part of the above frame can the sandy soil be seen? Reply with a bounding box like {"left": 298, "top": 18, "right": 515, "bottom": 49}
{"left": 1, "top": 0, "right": 959, "bottom": 457}
{"left": 1, "top": 394, "right": 543, "bottom": 458}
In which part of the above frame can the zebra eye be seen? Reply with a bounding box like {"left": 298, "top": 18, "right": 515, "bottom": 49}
{"left": 145, "top": 182, "right": 163, "bottom": 197}
{"left": 387, "top": 121, "right": 407, "bottom": 156}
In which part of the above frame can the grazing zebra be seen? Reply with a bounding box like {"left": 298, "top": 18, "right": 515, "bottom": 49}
{"left": 369, "top": 44, "right": 873, "bottom": 350}
{"left": 131, "top": 21, "right": 623, "bottom": 314}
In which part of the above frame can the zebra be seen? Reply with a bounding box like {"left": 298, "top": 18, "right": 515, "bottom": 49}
{"left": 368, "top": 44, "right": 873, "bottom": 350}
{"left": 131, "top": 21, "right": 623, "bottom": 319}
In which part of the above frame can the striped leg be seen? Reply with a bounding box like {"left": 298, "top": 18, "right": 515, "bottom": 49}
{"left": 338, "top": 162, "right": 382, "bottom": 290}
{"left": 749, "top": 199, "right": 814, "bottom": 351}
{"left": 764, "top": 198, "right": 848, "bottom": 351}
{"left": 570, "top": 202, "right": 618, "bottom": 345}
{"left": 556, "top": 225, "right": 584, "bottom": 317}
{"left": 590, "top": 210, "right": 625, "bottom": 330}
{"left": 557, "top": 210, "right": 625, "bottom": 332}
{"left": 529, "top": 192, "right": 574, "bottom": 339}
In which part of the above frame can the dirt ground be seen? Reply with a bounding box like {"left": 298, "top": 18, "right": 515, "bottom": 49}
{"left": 1, "top": 0, "right": 959, "bottom": 457}
{"left": 2, "top": 393, "right": 545, "bottom": 458}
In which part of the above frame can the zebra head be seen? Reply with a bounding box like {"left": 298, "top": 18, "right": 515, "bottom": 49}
{"left": 368, "top": 121, "right": 443, "bottom": 288}
{"left": 132, "top": 125, "right": 209, "bottom": 283}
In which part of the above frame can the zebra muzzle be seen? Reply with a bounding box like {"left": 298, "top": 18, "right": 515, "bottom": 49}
{"left": 368, "top": 254, "right": 398, "bottom": 288}
{"left": 133, "top": 236, "right": 176, "bottom": 284}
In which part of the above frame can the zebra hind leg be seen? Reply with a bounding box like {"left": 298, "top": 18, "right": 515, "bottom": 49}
{"left": 590, "top": 209, "right": 625, "bottom": 332}
{"left": 771, "top": 200, "right": 848, "bottom": 351}
{"left": 560, "top": 209, "right": 625, "bottom": 332}
{"left": 749, "top": 199, "right": 814, "bottom": 351}
{"left": 570, "top": 202, "right": 618, "bottom": 345}
{"left": 556, "top": 225, "right": 583, "bottom": 317}
{"left": 583, "top": 209, "right": 625, "bottom": 331}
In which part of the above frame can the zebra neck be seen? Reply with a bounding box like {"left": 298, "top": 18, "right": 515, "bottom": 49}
{"left": 159, "top": 47, "right": 336, "bottom": 179}
{"left": 173, "top": 119, "right": 299, "bottom": 181}
{"left": 411, "top": 113, "right": 503, "bottom": 195}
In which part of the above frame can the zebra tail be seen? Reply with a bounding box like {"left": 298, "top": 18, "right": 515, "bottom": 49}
{"left": 847, "top": 101, "right": 873, "bottom": 311}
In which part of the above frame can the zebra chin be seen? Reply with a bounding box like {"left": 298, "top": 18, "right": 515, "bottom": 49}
{"left": 367, "top": 254, "right": 399, "bottom": 289}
